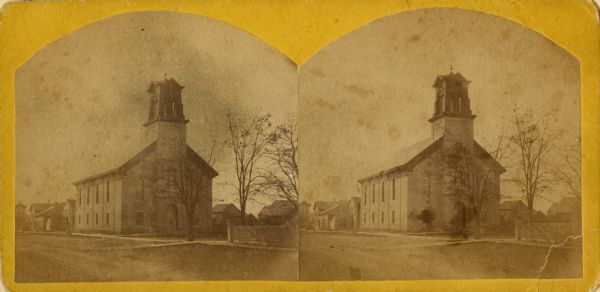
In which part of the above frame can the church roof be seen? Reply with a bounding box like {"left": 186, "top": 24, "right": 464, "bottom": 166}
{"left": 358, "top": 136, "right": 505, "bottom": 183}
{"left": 359, "top": 137, "right": 443, "bottom": 182}
{"left": 73, "top": 142, "right": 218, "bottom": 185}
{"left": 212, "top": 203, "right": 239, "bottom": 213}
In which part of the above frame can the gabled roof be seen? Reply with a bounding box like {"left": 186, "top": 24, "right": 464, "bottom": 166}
{"left": 74, "top": 142, "right": 218, "bottom": 185}
{"left": 359, "top": 137, "right": 443, "bottom": 182}
{"left": 359, "top": 137, "right": 505, "bottom": 182}
{"left": 258, "top": 200, "right": 296, "bottom": 217}
{"left": 212, "top": 203, "right": 239, "bottom": 213}
{"left": 313, "top": 201, "right": 339, "bottom": 212}
{"left": 548, "top": 197, "right": 581, "bottom": 215}
{"left": 35, "top": 202, "right": 66, "bottom": 217}
{"left": 29, "top": 203, "right": 54, "bottom": 214}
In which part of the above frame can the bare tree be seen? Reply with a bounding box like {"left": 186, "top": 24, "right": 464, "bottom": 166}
{"left": 162, "top": 159, "right": 210, "bottom": 241}
{"left": 226, "top": 111, "right": 272, "bottom": 224}
{"left": 444, "top": 143, "right": 500, "bottom": 239}
{"left": 509, "top": 109, "right": 559, "bottom": 215}
{"left": 553, "top": 137, "right": 581, "bottom": 200}
{"left": 260, "top": 121, "right": 299, "bottom": 209}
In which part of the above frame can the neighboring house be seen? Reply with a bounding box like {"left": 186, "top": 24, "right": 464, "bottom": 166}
{"left": 29, "top": 203, "right": 55, "bottom": 231}
{"left": 31, "top": 202, "right": 67, "bottom": 232}
{"left": 358, "top": 71, "right": 504, "bottom": 232}
{"left": 212, "top": 203, "right": 242, "bottom": 232}
{"left": 547, "top": 196, "right": 581, "bottom": 223}
{"left": 313, "top": 198, "right": 361, "bottom": 231}
{"left": 298, "top": 201, "right": 313, "bottom": 230}
{"left": 73, "top": 79, "right": 218, "bottom": 234}
{"left": 499, "top": 200, "right": 529, "bottom": 225}
{"left": 258, "top": 200, "right": 297, "bottom": 225}
{"left": 15, "top": 203, "right": 29, "bottom": 231}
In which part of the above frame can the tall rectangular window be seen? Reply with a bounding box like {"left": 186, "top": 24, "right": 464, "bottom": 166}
{"left": 372, "top": 184, "right": 375, "bottom": 203}
{"left": 136, "top": 212, "right": 144, "bottom": 225}
{"left": 106, "top": 181, "right": 110, "bottom": 202}
{"left": 381, "top": 182, "right": 385, "bottom": 202}
{"left": 392, "top": 211, "right": 395, "bottom": 223}
{"left": 96, "top": 185, "right": 99, "bottom": 204}
{"left": 363, "top": 188, "right": 367, "bottom": 204}
{"left": 381, "top": 211, "right": 384, "bottom": 223}
{"left": 78, "top": 215, "right": 81, "bottom": 224}
{"left": 87, "top": 187, "right": 90, "bottom": 205}
{"left": 78, "top": 190, "right": 81, "bottom": 206}
{"left": 392, "top": 179, "right": 396, "bottom": 200}
{"left": 106, "top": 213, "right": 110, "bottom": 224}
{"left": 371, "top": 212, "right": 374, "bottom": 223}
{"left": 363, "top": 213, "right": 366, "bottom": 223}
{"left": 86, "top": 214, "right": 89, "bottom": 224}
{"left": 95, "top": 213, "right": 98, "bottom": 225}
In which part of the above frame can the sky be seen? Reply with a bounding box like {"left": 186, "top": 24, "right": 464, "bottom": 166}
{"left": 298, "top": 8, "right": 580, "bottom": 212}
{"left": 16, "top": 11, "right": 297, "bottom": 215}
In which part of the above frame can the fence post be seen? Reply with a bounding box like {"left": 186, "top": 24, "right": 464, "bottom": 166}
{"left": 226, "top": 220, "right": 232, "bottom": 242}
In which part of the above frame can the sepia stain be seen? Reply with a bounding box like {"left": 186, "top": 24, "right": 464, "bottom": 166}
{"left": 343, "top": 84, "right": 373, "bottom": 98}
{"left": 314, "top": 98, "right": 336, "bottom": 111}
{"left": 387, "top": 126, "right": 402, "bottom": 140}
{"left": 357, "top": 118, "right": 376, "bottom": 130}
{"left": 308, "top": 68, "right": 326, "bottom": 77}
{"left": 407, "top": 34, "right": 422, "bottom": 42}
{"left": 501, "top": 29, "right": 512, "bottom": 41}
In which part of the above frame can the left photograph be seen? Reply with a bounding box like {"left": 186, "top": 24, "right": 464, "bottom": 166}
{"left": 14, "top": 11, "right": 298, "bottom": 282}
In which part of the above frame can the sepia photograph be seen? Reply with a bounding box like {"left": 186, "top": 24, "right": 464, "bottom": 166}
{"left": 15, "top": 11, "right": 298, "bottom": 282}
{"left": 298, "top": 8, "right": 582, "bottom": 281}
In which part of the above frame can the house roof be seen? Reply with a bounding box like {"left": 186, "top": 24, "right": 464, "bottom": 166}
{"left": 35, "top": 202, "right": 66, "bottom": 217}
{"left": 548, "top": 197, "right": 581, "bottom": 215}
{"left": 29, "top": 203, "right": 54, "bottom": 214}
{"left": 212, "top": 203, "right": 239, "bottom": 213}
{"left": 74, "top": 142, "right": 218, "bottom": 185}
{"left": 258, "top": 200, "right": 296, "bottom": 217}
{"left": 313, "top": 201, "right": 339, "bottom": 212}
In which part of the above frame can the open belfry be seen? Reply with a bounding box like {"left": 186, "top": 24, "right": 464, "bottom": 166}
{"left": 359, "top": 71, "right": 504, "bottom": 232}
{"left": 74, "top": 78, "right": 218, "bottom": 233}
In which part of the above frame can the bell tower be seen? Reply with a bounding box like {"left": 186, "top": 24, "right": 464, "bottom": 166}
{"left": 429, "top": 70, "right": 476, "bottom": 147}
{"left": 144, "top": 78, "right": 189, "bottom": 160}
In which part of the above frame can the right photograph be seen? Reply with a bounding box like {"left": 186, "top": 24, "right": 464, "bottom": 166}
{"left": 298, "top": 8, "right": 581, "bottom": 280}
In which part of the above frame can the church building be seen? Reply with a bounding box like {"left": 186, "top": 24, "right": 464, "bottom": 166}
{"left": 73, "top": 78, "right": 218, "bottom": 234}
{"left": 358, "top": 71, "right": 504, "bottom": 232}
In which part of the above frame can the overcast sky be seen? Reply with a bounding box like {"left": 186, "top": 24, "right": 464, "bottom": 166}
{"left": 16, "top": 11, "right": 296, "bottom": 215}
{"left": 298, "top": 8, "right": 580, "bottom": 211}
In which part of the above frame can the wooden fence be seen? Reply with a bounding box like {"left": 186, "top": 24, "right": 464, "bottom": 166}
{"left": 514, "top": 221, "right": 581, "bottom": 244}
{"left": 228, "top": 223, "right": 297, "bottom": 247}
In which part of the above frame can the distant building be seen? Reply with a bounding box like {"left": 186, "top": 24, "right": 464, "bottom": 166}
{"left": 73, "top": 79, "right": 218, "bottom": 234}
{"left": 298, "top": 201, "right": 313, "bottom": 230}
{"left": 358, "top": 72, "right": 504, "bottom": 232}
{"left": 258, "top": 200, "right": 297, "bottom": 225}
{"left": 15, "top": 203, "right": 29, "bottom": 232}
{"left": 30, "top": 201, "right": 70, "bottom": 232}
{"left": 499, "top": 200, "right": 529, "bottom": 225}
{"left": 547, "top": 196, "right": 581, "bottom": 223}
{"left": 313, "top": 198, "right": 360, "bottom": 231}
{"left": 212, "top": 203, "right": 242, "bottom": 232}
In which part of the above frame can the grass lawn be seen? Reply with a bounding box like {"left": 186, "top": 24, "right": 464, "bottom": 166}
{"left": 15, "top": 233, "right": 298, "bottom": 282}
{"left": 299, "top": 232, "right": 582, "bottom": 280}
